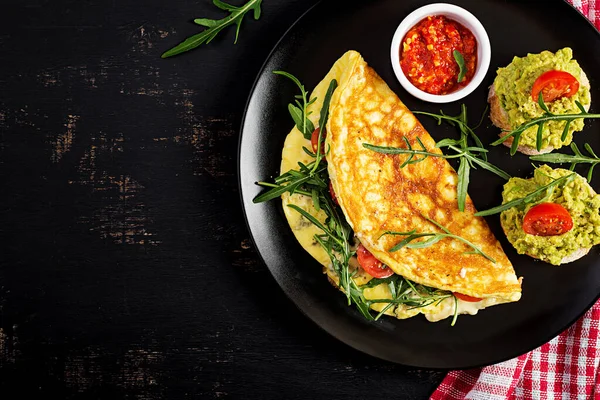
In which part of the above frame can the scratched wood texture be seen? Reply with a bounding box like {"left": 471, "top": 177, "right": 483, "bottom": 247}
{"left": 0, "top": 0, "right": 445, "bottom": 398}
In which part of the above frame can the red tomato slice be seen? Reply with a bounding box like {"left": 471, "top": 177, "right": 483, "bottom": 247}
{"left": 522, "top": 202, "right": 573, "bottom": 236}
{"left": 531, "top": 70, "right": 579, "bottom": 103}
{"left": 328, "top": 181, "right": 338, "bottom": 205}
{"left": 310, "top": 128, "right": 325, "bottom": 156}
{"left": 356, "top": 244, "right": 394, "bottom": 279}
{"left": 453, "top": 292, "right": 482, "bottom": 302}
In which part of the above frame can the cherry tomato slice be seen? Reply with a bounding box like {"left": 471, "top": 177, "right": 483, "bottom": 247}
{"left": 328, "top": 181, "right": 338, "bottom": 205}
{"left": 453, "top": 292, "right": 482, "bottom": 302}
{"left": 522, "top": 202, "right": 573, "bottom": 236}
{"left": 356, "top": 244, "right": 394, "bottom": 279}
{"left": 310, "top": 128, "right": 326, "bottom": 156}
{"left": 531, "top": 70, "right": 579, "bottom": 103}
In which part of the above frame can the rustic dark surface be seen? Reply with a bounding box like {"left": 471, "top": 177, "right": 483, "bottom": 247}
{"left": 0, "top": 0, "right": 445, "bottom": 398}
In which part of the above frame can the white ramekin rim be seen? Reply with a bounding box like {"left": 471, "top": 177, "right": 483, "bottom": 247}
{"left": 390, "top": 3, "right": 491, "bottom": 103}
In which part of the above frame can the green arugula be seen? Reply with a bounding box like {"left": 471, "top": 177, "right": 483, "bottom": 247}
{"left": 162, "top": 0, "right": 262, "bottom": 58}
{"left": 273, "top": 71, "right": 316, "bottom": 140}
{"left": 382, "top": 216, "right": 496, "bottom": 262}
{"left": 491, "top": 92, "right": 600, "bottom": 155}
{"left": 530, "top": 142, "right": 600, "bottom": 182}
{"left": 361, "top": 276, "right": 455, "bottom": 323}
{"left": 364, "top": 105, "right": 510, "bottom": 212}
{"left": 453, "top": 50, "right": 467, "bottom": 83}
{"left": 474, "top": 173, "right": 576, "bottom": 217}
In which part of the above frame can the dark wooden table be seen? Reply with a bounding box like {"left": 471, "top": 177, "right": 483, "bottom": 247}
{"left": 0, "top": 1, "right": 445, "bottom": 398}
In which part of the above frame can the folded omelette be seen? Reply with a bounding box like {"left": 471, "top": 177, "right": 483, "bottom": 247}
{"left": 281, "top": 51, "right": 522, "bottom": 322}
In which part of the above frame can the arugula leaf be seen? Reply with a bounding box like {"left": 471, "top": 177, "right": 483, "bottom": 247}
{"left": 383, "top": 216, "right": 496, "bottom": 263}
{"left": 453, "top": 50, "right": 467, "bottom": 83}
{"left": 530, "top": 142, "right": 600, "bottom": 182}
{"left": 474, "top": 173, "right": 576, "bottom": 216}
{"left": 491, "top": 94, "right": 600, "bottom": 155}
{"left": 456, "top": 157, "right": 470, "bottom": 212}
{"left": 312, "top": 79, "right": 338, "bottom": 167}
{"left": 162, "top": 0, "right": 263, "bottom": 58}
{"left": 274, "top": 71, "right": 316, "bottom": 139}
{"left": 365, "top": 106, "right": 510, "bottom": 212}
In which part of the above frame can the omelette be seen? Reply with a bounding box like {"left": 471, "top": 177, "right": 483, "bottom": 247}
{"left": 279, "top": 51, "right": 522, "bottom": 322}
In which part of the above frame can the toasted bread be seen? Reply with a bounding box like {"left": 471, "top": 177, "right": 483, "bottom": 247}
{"left": 488, "top": 71, "right": 590, "bottom": 155}
{"left": 500, "top": 168, "right": 597, "bottom": 265}
{"left": 501, "top": 224, "right": 591, "bottom": 265}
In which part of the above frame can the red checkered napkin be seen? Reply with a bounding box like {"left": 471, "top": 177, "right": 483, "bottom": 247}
{"left": 430, "top": 3, "right": 600, "bottom": 399}
{"left": 430, "top": 301, "right": 600, "bottom": 400}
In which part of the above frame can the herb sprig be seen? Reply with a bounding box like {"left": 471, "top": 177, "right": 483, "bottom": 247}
{"left": 162, "top": 0, "right": 262, "bottom": 58}
{"left": 364, "top": 105, "right": 510, "bottom": 212}
{"left": 530, "top": 142, "right": 600, "bottom": 182}
{"left": 362, "top": 276, "right": 456, "bottom": 323}
{"left": 253, "top": 77, "right": 374, "bottom": 315}
{"left": 273, "top": 71, "right": 316, "bottom": 140}
{"left": 491, "top": 92, "right": 600, "bottom": 155}
{"left": 474, "top": 173, "right": 576, "bottom": 217}
{"left": 382, "top": 216, "right": 496, "bottom": 262}
{"left": 453, "top": 50, "right": 467, "bottom": 83}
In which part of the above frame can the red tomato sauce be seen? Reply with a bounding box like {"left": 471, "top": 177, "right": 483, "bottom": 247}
{"left": 400, "top": 15, "right": 477, "bottom": 95}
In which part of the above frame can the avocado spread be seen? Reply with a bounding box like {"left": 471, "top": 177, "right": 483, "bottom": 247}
{"left": 494, "top": 48, "right": 591, "bottom": 150}
{"left": 500, "top": 165, "right": 600, "bottom": 265}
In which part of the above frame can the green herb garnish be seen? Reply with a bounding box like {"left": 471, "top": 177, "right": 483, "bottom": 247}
{"left": 491, "top": 92, "right": 600, "bottom": 155}
{"left": 382, "top": 215, "right": 495, "bottom": 263}
{"left": 254, "top": 76, "right": 373, "bottom": 316}
{"left": 161, "top": 0, "right": 262, "bottom": 58}
{"left": 364, "top": 105, "right": 510, "bottom": 212}
{"left": 361, "top": 276, "right": 455, "bottom": 323}
{"left": 312, "top": 79, "right": 338, "bottom": 168}
{"left": 474, "top": 173, "right": 576, "bottom": 217}
{"left": 530, "top": 142, "right": 600, "bottom": 182}
{"left": 273, "top": 71, "right": 316, "bottom": 140}
{"left": 453, "top": 50, "right": 467, "bottom": 83}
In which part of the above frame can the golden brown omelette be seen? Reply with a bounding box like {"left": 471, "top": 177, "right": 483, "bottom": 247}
{"left": 281, "top": 51, "right": 522, "bottom": 322}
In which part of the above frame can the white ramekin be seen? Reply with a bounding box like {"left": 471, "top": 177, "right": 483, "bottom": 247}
{"left": 390, "top": 3, "right": 491, "bottom": 103}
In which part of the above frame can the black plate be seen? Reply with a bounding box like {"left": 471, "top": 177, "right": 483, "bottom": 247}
{"left": 238, "top": 0, "right": 600, "bottom": 369}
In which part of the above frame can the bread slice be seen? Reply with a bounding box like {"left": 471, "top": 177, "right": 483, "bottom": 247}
{"left": 501, "top": 222, "right": 591, "bottom": 265}
{"left": 558, "top": 247, "right": 590, "bottom": 264}
{"left": 500, "top": 175, "right": 596, "bottom": 265}
{"left": 488, "top": 71, "right": 591, "bottom": 155}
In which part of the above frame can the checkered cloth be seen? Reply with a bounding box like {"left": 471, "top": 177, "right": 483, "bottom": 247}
{"left": 430, "top": 302, "right": 600, "bottom": 399}
{"left": 430, "top": 7, "right": 600, "bottom": 399}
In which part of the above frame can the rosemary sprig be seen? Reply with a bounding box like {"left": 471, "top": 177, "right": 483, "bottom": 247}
{"left": 365, "top": 105, "right": 509, "bottom": 212}
{"left": 530, "top": 142, "right": 600, "bottom": 182}
{"left": 491, "top": 92, "right": 600, "bottom": 155}
{"left": 162, "top": 0, "right": 262, "bottom": 58}
{"left": 382, "top": 216, "right": 496, "bottom": 263}
{"left": 474, "top": 173, "right": 576, "bottom": 217}
{"left": 273, "top": 71, "right": 316, "bottom": 140}
{"left": 453, "top": 50, "right": 467, "bottom": 83}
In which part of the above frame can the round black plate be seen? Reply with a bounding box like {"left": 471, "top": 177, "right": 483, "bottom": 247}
{"left": 238, "top": 0, "right": 600, "bottom": 369}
